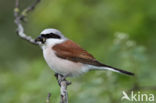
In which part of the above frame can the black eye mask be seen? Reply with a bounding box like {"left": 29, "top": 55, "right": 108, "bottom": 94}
{"left": 41, "top": 33, "right": 61, "bottom": 39}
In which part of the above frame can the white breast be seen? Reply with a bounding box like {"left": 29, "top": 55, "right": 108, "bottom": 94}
{"left": 41, "top": 39, "right": 89, "bottom": 76}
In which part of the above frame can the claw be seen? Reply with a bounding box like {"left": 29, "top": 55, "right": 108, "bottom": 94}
{"left": 54, "top": 73, "right": 71, "bottom": 86}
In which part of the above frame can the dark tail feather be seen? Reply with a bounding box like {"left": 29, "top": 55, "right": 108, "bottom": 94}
{"left": 108, "top": 66, "right": 135, "bottom": 76}
{"left": 91, "top": 61, "right": 135, "bottom": 76}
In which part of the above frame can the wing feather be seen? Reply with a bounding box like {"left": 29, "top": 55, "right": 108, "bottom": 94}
{"left": 52, "top": 40, "right": 99, "bottom": 65}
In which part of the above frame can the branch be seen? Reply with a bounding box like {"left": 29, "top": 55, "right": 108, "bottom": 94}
{"left": 55, "top": 74, "right": 71, "bottom": 103}
{"left": 14, "top": 0, "right": 40, "bottom": 45}
{"left": 14, "top": 1, "right": 71, "bottom": 103}
{"left": 46, "top": 93, "right": 51, "bottom": 103}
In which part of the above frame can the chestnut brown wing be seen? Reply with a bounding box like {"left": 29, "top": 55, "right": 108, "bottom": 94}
{"left": 52, "top": 40, "right": 100, "bottom": 65}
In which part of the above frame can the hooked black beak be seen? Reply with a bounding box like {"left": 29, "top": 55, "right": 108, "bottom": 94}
{"left": 35, "top": 36, "right": 42, "bottom": 42}
{"left": 35, "top": 36, "right": 46, "bottom": 43}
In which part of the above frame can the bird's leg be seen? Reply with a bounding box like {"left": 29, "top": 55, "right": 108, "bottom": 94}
{"left": 54, "top": 73, "right": 71, "bottom": 86}
{"left": 54, "top": 73, "right": 59, "bottom": 79}
{"left": 62, "top": 74, "right": 72, "bottom": 85}
{"left": 55, "top": 73, "right": 63, "bottom": 86}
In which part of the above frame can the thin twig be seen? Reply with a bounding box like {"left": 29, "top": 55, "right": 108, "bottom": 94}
{"left": 55, "top": 74, "right": 71, "bottom": 103}
{"left": 14, "top": 0, "right": 40, "bottom": 45}
{"left": 46, "top": 93, "right": 51, "bottom": 103}
{"left": 19, "top": 0, "right": 41, "bottom": 21}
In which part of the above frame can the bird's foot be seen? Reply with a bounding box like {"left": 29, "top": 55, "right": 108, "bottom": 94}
{"left": 54, "top": 73, "right": 71, "bottom": 86}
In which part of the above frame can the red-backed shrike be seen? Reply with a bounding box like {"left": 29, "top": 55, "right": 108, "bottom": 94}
{"left": 35, "top": 28, "right": 134, "bottom": 77}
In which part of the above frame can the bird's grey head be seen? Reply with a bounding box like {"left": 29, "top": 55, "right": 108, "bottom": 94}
{"left": 35, "top": 28, "right": 66, "bottom": 44}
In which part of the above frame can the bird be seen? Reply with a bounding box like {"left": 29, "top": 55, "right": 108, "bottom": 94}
{"left": 35, "top": 28, "right": 134, "bottom": 77}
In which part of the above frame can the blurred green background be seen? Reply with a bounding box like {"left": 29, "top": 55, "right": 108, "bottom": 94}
{"left": 0, "top": 0, "right": 156, "bottom": 103}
